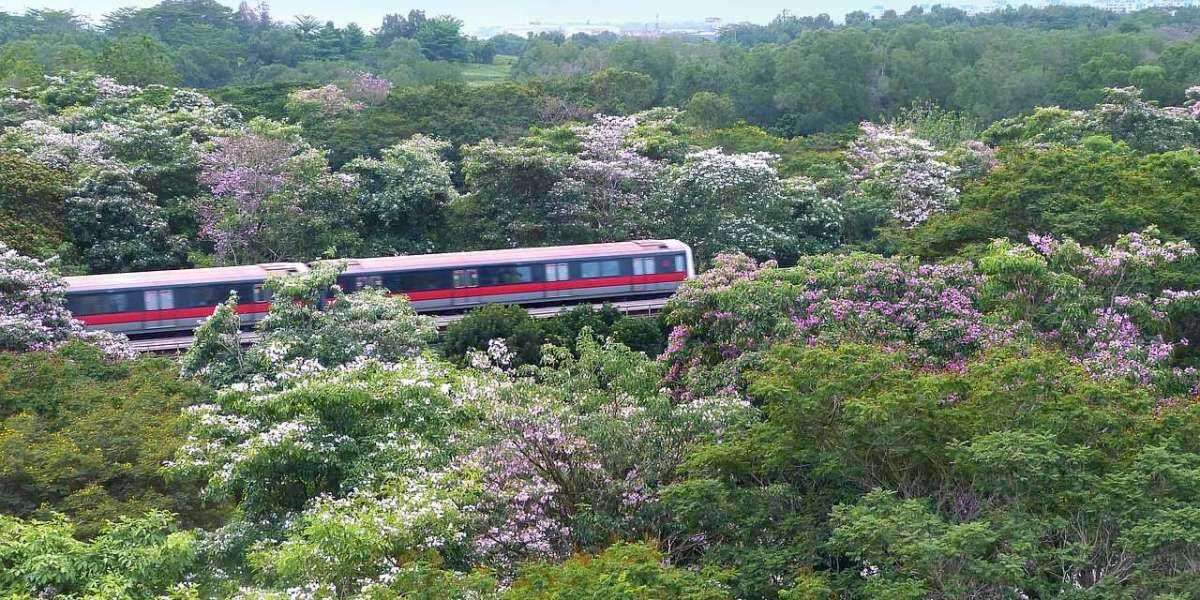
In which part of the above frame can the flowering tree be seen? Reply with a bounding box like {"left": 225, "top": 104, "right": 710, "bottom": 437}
{"left": 181, "top": 264, "right": 437, "bottom": 388}
{"left": 342, "top": 135, "right": 454, "bottom": 253}
{"left": 466, "top": 334, "right": 752, "bottom": 571}
{"left": 197, "top": 121, "right": 300, "bottom": 263}
{"left": 654, "top": 149, "right": 816, "bottom": 264}
{"left": 558, "top": 113, "right": 664, "bottom": 240}
{"left": 65, "top": 169, "right": 187, "bottom": 272}
{"left": 343, "top": 72, "right": 392, "bottom": 105}
{"left": 847, "top": 121, "right": 960, "bottom": 229}
{"left": 169, "top": 357, "right": 487, "bottom": 517}
{"left": 0, "top": 76, "right": 245, "bottom": 272}
{"left": 287, "top": 84, "right": 364, "bottom": 120}
{"left": 0, "top": 241, "right": 132, "bottom": 358}
{"left": 663, "top": 251, "right": 1005, "bottom": 397}
{"left": 980, "top": 228, "right": 1199, "bottom": 390}
{"left": 983, "top": 85, "right": 1200, "bottom": 153}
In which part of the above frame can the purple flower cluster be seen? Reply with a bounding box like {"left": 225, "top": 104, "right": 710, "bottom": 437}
{"left": 197, "top": 133, "right": 298, "bottom": 261}
{"left": 664, "top": 253, "right": 1003, "bottom": 393}
{"left": 288, "top": 85, "right": 364, "bottom": 117}
{"left": 468, "top": 402, "right": 601, "bottom": 566}
{"left": 1022, "top": 228, "right": 1199, "bottom": 387}
{"left": 344, "top": 72, "right": 392, "bottom": 105}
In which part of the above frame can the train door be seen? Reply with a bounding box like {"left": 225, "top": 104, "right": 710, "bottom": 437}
{"left": 632, "top": 256, "right": 655, "bottom": 292}
{"left": 452, "top": 268, "right": 479, "bottom": 306}
{"left": 544, "top": 262, "right": 569, "bottom": 298}
{"left": 142, "top": 288, "right": 175, "bottom": 329}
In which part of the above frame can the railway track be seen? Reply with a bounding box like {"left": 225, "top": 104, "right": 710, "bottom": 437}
{"left": 127, "top": 297, "right": 670, "bottom": 353}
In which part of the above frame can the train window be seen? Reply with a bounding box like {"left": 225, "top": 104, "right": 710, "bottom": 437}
{"left": 355, "top": 275, "right": 383, "bottom": 290}
{"left": 398, "top": 270, "right": 449, "bottom": 291}
{"left": 68, "top": 292, "right": 136, "bottom": 315}
{"left": 545, "top": 263, "right": 569, "bottom": 282}
{"left": 675, "top": 255, "right": 685, "bottom": 272}
{"left": 633, "top": 257, "right": 655, "bottom": 276}
{"left": 582, "top": 260, "right": 620, "bottom": 278}
{"left": 480, "top": 265, "right": 533, "bottom": 286}
{"left": 252, "top": 284, "right": 271, "bottom": 302}
{"left": 656, "top": 255, "right": 679, "bottom": 273}
{"left": 453, "top": 269, "right": 479, "bottom": 288}
{"left": 178, "top": 285, "right": 225, "bottom": 308}
{"left": 144, "top": 289, "right": 174, "bottom": 311}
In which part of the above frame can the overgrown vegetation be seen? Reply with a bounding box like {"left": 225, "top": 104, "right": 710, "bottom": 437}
{"left": 5, "top": 1, "right": 1200, "bottom": 598}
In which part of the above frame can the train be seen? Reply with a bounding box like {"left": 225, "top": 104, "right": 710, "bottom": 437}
{"left": 64, "top": 240, "right": 695, "bottom": 337}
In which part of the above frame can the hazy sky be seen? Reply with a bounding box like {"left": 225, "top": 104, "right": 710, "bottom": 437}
{"left": 0, "top": 0, "right": 878, "bottom": 31}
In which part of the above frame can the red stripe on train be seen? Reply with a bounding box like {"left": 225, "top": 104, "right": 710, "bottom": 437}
{"left": 404, "top": 271, "right": 686, "bottom": 301}
{"left": 74, "top": 272, "right": 687, "bottom": 325}
{"left": 77, "top": 302, "right": 271, "bottom": 325}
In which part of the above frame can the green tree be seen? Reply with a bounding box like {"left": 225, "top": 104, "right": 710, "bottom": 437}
{"left": 505, "top": 542, "right": 731, "bottom": 599}
{"left": 0, "top": 510, "right": 196, "bottom": 598}
{"left": 441, "top": 304, "right": 546, "bottom": 368}
{"left": 684, "top": 91, "right": 736, "bottom": 130}
{"left": 96, "top": 35, "right": 181, "bottom": 86}
{"left": 0, "top": 343, "right": 217, "bottom": 537}
{"left": 0, "top": 152, "right": 68, "bottom": 257}
{"left": 415, "top": 15, "right": 468, "bottom": 62}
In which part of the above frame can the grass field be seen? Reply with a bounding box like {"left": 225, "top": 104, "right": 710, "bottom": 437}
{"left": 459, "top": 55, "right": 516, "bottom": 86}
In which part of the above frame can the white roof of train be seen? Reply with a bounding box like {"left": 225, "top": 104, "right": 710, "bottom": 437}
{"left": 64, "top": 263, "right": 308, "bottom": 293}
{"left": 337, "top": 240, "right": 691, "bottom": 274}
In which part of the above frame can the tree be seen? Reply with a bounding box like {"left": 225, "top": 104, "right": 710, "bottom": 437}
{"left": 0, "top": 343, "right": 217, "bottom": 537}
{"left": 65, "top": 169, "right": 187, "bottom": 273}
{"left": 844, "top": 122, "right": 959, "bottom": 234}
{"left": 505, "top": 542, "right": 731, "bottom": 599}
{"left": 458, "top": 140, "right": 591, "bottom": 249}
{"left": 0, "top": 241, "right": 131, "bottom": 358}
{"left": 441, "top": 304, "right": 546, "bottom": 368}
{"left": 415, "top": 15, "right": 468, "bottom": 62}
{"left": 0, "top": 511, "right": 196, "bottom": 598}
{"left": 181, "top": 264, "right": 437, "bottom": 387}
{"left": 588, "top": 68, "right": 656, "bottom": 115}
{"left": 0, "top": 152, "right": 68, "bottom": 257}
{"left": 96, "top": 35, "right": 181, "bottom": 86}
{"left": 342, "top": 135, "right": 454, "bottom": 254}
{"left": 652, "top": 148, "right": 835, "bottom": 265}
{"left": 684, "top": 91, "right": 736, "bottom": 130}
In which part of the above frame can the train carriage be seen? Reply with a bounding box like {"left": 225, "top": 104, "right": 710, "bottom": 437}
{"left": 64, "top": 240, "right": 695, "bottom": 337}
{"left": 334, "top": 239, "right": 694, "bottom": 311}
{"left": 65, "top": 263, "right": 309, "bottom": 335}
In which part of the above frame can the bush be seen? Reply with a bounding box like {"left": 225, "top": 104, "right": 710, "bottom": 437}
{"left": 441, "top": 304, "right": 546, "bottom": 367}
{"left": 506, "top": 541, "right": 731, "bottom": 599}
{"left": 0, "top": 342, "right": 218, "bottom": 537}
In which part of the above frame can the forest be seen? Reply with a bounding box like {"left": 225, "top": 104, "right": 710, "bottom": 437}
{"left": 5, "top": 0, "right": 1200, "bottom": 598}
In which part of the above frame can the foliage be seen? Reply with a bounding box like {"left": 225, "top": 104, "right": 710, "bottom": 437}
{"left": 181, "top": 265, "right": 437, "bottom": 387}
{"left": 342, "top": 135, "right": 454, "bottom": 254}
{"left": 505, "top": 542, "right": 731, "bottom": 599}
{"left": 0, "top": 510, "right": 196, "bottom": 599}
{"left": 897, "top": 144, "right": 1200, "bottom": 258}
{"left": 466, "top": 332, "right": 753, "bottom": 571}
{"left": 0, "top": 343, "right": 217, "bottom": 537}
{"left": 0, "top": 152, "right": 68, "bottom": 257}
{"left": 65, "top": 169, "right": 187, "bottom": 272}
{"left": 844, "top": 121, "right": 960, "bottom": 233}
{"left": 0, "top": 241, "right": 132, "bottom": 358}
{"left": 442, "top": 304, "right": 548, "bottom": 369}
{"left": 666, "top": 342, "right": 1200, "bottom": 598}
